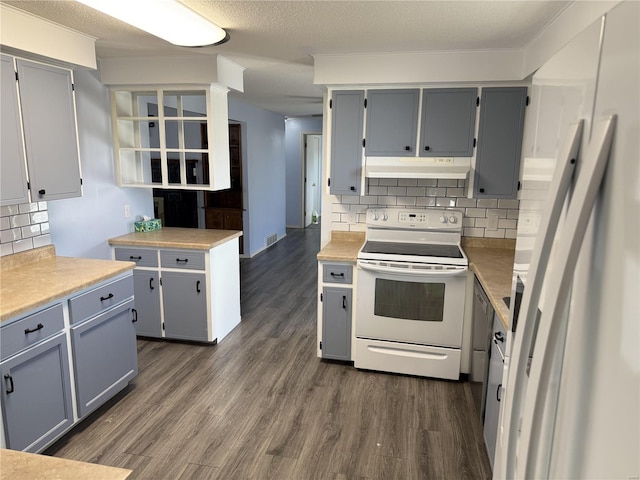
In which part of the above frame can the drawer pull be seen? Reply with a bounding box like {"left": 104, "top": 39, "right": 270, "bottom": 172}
{"left": 330, "top": 272, "right": 345, "bottom": 278}
{"left": 176, "top": 258, "right": 189, "bottom": 264}
{"left": 4, "top": 374, "right": 14, "bottom": 394}
{"left": 129, "top": 255, "right": 142, "bottom": 261}
{"left": 24, "top": 323, "right": 44, "bottom": 335}
{"left": 100, "top": 293, "right": 114, "bottom": 302}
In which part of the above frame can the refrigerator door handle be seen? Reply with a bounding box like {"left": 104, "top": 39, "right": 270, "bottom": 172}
{"left": 499, "top": 120, "right": 584, "bottom": 478}
{"left": 516, "top": 116, "right": 616, "bottom": 479}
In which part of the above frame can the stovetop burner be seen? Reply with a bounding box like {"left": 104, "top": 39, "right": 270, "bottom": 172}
{"left": 361, "top": 241, "right": 463, "bottom": 259}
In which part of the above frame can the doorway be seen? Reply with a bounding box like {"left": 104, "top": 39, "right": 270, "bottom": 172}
{"left": 204, "top": 123, "right": 244, "bottom": 253}
{"left": 303, "top": 134, "right": 322, "bottom": 227}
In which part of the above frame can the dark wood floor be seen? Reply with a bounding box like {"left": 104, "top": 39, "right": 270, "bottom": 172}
{"left": 46, "top": 225, "right": 492, "bottom": 479}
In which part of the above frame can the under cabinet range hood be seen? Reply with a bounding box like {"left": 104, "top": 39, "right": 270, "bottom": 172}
{"left": 364, "top": 157, "right": 471, "bottom": 179}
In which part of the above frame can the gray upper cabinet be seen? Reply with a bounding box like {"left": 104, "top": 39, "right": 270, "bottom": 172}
{"left": 420, "top": 88, "right": 478, "bottom": 157}
{"left": 16, "top": 59, "right": 82, "bottom": 202}
{"left": 1, "top": 55, "right": 30, "bottom": 206}
{"left": 365, "top": 89, "right": 419, "bottom": 157}
{"left": 474, "top": 87, "right": 527, "bottom": 199}
{"left": 330, "top": 90, "right": 364, "bottom": 195}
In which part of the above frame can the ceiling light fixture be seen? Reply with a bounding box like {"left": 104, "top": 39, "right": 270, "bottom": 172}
{"left": 76, "top": 0, "right": 228, "bottom": 47}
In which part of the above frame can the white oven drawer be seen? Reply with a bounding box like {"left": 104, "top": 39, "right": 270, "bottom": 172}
{"left": 354, "top": 338, "right": 461, "bottom": 380}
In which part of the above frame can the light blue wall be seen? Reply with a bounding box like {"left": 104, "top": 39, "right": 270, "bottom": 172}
{"left": 48, "top": 69, "right": 153, "bottom": 259}
{"left": 284, "top": 116, "right": 323, "bottom": 227}
{"left": 228, "top": 97, "right": 286, "bottom": 257}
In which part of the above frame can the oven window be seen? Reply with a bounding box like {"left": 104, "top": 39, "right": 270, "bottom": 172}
{"left": 374, "top": 279, "right": 445, "bottom": 322}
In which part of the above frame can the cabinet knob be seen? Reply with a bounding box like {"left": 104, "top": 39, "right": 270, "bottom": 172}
{"left": 479, "top": 188, "right": 485, "bottom": 193}
{"left": 405, "top": 146, "right": 411, "bottom": 151}
{"left": 350, "top": 186, "right": 356, "bottom": 191}
{"left": 38, "top": 189, "right": 46, "bottom": 195}
{"left": 424, "top": 146, "right": 430, "bottom": 151}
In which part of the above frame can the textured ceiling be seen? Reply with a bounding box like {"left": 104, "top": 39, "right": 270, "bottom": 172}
{"left": 3, "top": 0, "right": 571, "bottom": 116}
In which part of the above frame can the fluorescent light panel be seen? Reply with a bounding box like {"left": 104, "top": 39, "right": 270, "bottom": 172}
{"left": 76, "top": 0, "right": 227, "bottom": 47}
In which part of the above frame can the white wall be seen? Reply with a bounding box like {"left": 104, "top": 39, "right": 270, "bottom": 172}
{"left": 48, "top": 69, "right": 153, "bottom": 259}
{"left": 228, "top": 97, "right": 286, "bottom": 257}
{"left": 284, "top": 116, "right": 323, "bottom": 227}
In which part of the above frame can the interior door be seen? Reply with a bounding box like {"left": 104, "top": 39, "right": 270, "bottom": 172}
{"left": 304, "top": 134, "right": 322, "bottom": 227}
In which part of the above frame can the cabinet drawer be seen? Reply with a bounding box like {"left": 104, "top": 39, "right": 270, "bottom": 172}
{"left": 160, "top": 250, "right": 206, "bottom": 270}
{"left": 1, "top": 304, "right": 65, "bottom": 361}
{"left": 114, "top": 247, "right": 158, "bottom": 267}
{"left": 69, "top": 275, "right": 134, "bottom": 324}
{"left": 322, "top": 264, "right": 353, "bottom": 284}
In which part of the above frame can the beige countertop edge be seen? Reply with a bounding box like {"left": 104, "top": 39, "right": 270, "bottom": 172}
{"left": 317, "top": 231, "right": 366, "bottom": 263}
{"left": 0, "top": 449, "right": 132, "bottom": 480}
{"left": 108, "top": 228, "right": 242, "bottom": 250}
{"left": 1, "top": 258, "right": 135, "bottom": 323}
{"left": 463, "top": 246, "right": 515, "bottom": 331}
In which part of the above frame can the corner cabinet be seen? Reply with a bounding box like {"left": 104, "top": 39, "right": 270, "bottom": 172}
{"left": 317, "top": 262, "right": 354, "bottom": 362}
{"left": 113, "top": 239, "right": 241, "bottom": 344}
{"left": 365, "top": 89, "right": 420, "bottom": 156}
{"left": 329, "top": 90, "right": 364, "bottom": 196}
{"left": 0, "top": 272, "right": 137, "bottom": 453}
{"left": 0, "top": 55, "right": 82, "bottom": 205}
{"left": 474, "top": 87, "right": 528, "bottom": 199}
{"left": 111, "top": 87, "right": 231, "bottom": 191}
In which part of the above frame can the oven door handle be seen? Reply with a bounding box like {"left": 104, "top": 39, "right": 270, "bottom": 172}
{"left": 357, "top": 261, "right": 467, "bottom": 277}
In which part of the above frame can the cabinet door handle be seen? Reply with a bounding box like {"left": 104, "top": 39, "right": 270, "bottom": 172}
{"left": 149, "top": 277, "right": 155, "bottom": 290}
{"left": 38, "top": 189, "right": 46, "bottom": 195}
{"left": 176, "top": 258, "right": 189, "bottom": 264}
{"left": 131, "top": 308, "right": 138, "bottom": 323}
{"left": 424, "top": 145, "right": 430, "bottom": 151}
{"left": 495, "top": 331, "right": 505, "bottom": 343}
{"left": 196, "top": 280, "right": 201, "bottom": 294}
{"left": 4, "top": 374, "right": 14, "bottom": 394}
{"left": 342, "top": 295, "right": 347, "bottom": 309}
{"left": 497, "top": 383, "right": 502, "bottom": 402}
{"left": 100, "top": 293, "right": 114, "bottom": 302}
{"left": 129, "top": 255, "right": 142, "bottom": 261}
{"left": 24, "top": 323, "right": 44, "bottom": 335}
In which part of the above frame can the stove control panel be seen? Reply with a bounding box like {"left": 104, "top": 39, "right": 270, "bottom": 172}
{"left": 367, "top": 207, "right": 463, "bottom": 231}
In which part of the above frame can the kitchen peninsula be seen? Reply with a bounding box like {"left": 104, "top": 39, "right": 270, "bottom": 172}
{"left": 108, "top": 228, "right": 242, "bottom": 344}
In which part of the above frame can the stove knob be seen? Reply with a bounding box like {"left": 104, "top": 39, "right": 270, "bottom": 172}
{"left": 382, "top": 213, "right": 388, "bottom": 221}
{"left": 372, "top": 212, "right": 379, "bottom": 221}
{"left": 439, "top": 215, "right": 448, "bottom": 223}
{"left": 449, "top": 216, "right": 458, "bottom": 224}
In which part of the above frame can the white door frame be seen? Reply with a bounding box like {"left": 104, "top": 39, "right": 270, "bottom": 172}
{"left": 301, "top": 132, "right": 322, "bottom": 228}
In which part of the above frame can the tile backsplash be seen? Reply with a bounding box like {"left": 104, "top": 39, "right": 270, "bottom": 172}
{"left": 0, "top": 202, "right": 51, "bottom": 257}
{"left": 331, "top": 178, "right": 519, "bottom": 238}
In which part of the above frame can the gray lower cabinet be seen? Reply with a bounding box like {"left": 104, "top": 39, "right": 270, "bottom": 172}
{"left": 70, "top": 299, "right": 138, "bottom": 418}
{"left": 0, "top": 332, "right": 73, "bottom": 452}
{"left": 330, "top": 90, "right": 364, "bottom": 195}
{"left": 365, "top": 89, "right": 420, "bottom": 156}
{"left": 474, "top": 87, "right": 528, "bottom": 199}
{"left": 0, "top": 54, "right": 29, "bottom": 206}
{"left": 162, "top": 271, "right": 208, "bottom": 341}
{"left": 483, "top": 313, "right": 506, "bottom": 469}
{"left": 132, "top": 270, "right": 162, "bottom": 338}
{"left": 321, "top": 287, "right": 352, "bottom": 361}
{"left": 420, "top": 88, "right": 478, "bottom": 157}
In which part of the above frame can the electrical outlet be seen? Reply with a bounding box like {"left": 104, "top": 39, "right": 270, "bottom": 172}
{"left": 124, "top": 204, "right": 131, "bottom": 218}
{"left": 347, "top": 210, "right": 357, "bottom": 224}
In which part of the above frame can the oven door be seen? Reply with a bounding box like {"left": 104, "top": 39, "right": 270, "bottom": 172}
{"left": 356, "top": 259, "right": 467, "bottom": 347}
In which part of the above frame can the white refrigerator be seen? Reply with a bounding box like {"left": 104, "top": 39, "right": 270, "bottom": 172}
{"left": 495, "top": 2, "right": 639, "bottom": 479}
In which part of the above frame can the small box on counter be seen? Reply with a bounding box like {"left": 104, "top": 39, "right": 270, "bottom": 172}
{"left": 134, "top": 219, "right": 162, "bottom": 232}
